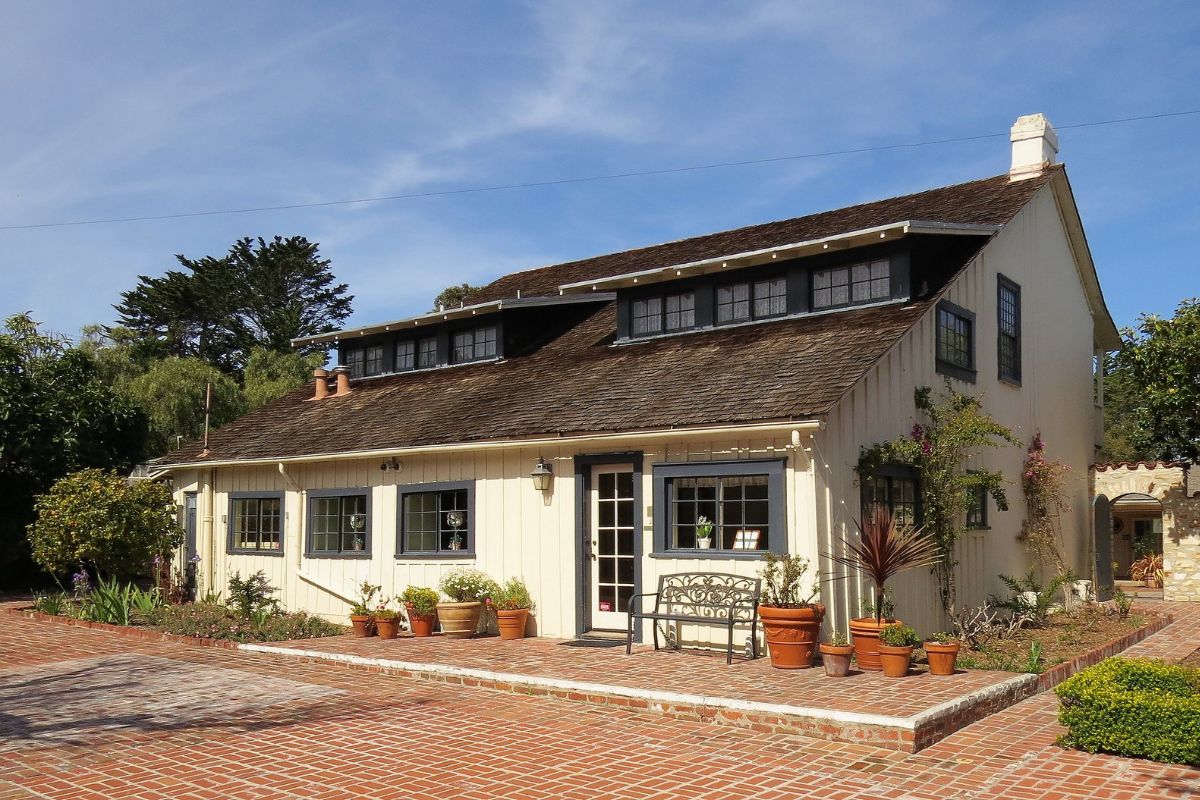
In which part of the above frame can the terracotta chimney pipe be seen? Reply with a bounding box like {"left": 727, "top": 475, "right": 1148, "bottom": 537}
{"left": 332, "top": 366, "right": 352, "bottom": 397}
{"left": 309, "top": 368, "right": 329, "bottom": 401}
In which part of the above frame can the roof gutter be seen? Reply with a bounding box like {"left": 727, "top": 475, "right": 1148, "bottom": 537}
{"left": 556, "top": 220, "right": 1001, "bottom": 294}
{"left": 155, "top": 419, "right": 825, "bottom": 472}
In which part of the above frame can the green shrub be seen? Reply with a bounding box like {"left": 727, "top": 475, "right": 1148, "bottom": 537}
{"left": 80, "top": 575, "right": 134, "bottom": 625}
{"left": 879, "top": 624, "right": 920, "bottom": 647}
{"left": 147, "top": 602, "right": 344, "bottom": 642}
{"left": 400, "top": 586, "right": 439, "bottom": 616}
{"left": 439, "top": 568, "right": 498, "bottom": 603}
{"left": 32, "top": 591, "right": 69, "bottom": 615}
{"left": 226, "top": 571, "right": 280, "bottom": 617}
{"left": 1056, "top": 658, "right": 1200, "bottom": 766}
{"left": 489, "top": 577, "right": 534, "bottom": 611}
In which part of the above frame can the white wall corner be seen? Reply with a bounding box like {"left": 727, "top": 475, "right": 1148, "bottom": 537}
{"left": 1009, "top": 113, "right": 1059, "bottom": 181}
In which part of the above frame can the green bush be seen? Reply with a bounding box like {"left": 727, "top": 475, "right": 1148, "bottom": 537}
{"left": 147, "top": 602, "right": 344, "bottom": 642}
{"left": 226, "top": 570, "right": 280, "bottom": 617}
{"left": 439, "top": 568, "right": 498, "bottom": 603}
{"left": 1056, "top": 658, "right": 1200, "bottom": 766}
{"left": 879, "top": 624, "right": 920, "bottom": 647}
{"left": 400, "top": 586, "right": 439, "bottom": 616}
{"left": 489, "top": 577, "right": 534, "bottom": 611}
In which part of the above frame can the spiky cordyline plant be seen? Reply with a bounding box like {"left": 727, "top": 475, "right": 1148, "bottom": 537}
{"left": 829, "top": 506, "right": 941, "bottom": 624}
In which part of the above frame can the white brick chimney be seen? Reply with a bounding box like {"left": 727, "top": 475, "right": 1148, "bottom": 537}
{"left": 1009, "top": 113, "right": 1059, "bottom": 181}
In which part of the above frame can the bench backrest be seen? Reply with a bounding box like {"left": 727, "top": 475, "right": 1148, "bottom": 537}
{"left": 656, "top": 572, "right": 761, "bottom": 621}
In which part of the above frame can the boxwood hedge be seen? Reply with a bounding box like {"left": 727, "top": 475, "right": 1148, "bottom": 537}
{"left": 1055, "top": 658, "right": 1200, "bottom": 766}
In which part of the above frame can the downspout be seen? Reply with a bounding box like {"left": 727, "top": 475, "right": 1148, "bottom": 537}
{"left": 202, "top": 468, "right": 216, "bottom": 595}
{"left": 278, "top": 462, "right": 303, "bottom": 607}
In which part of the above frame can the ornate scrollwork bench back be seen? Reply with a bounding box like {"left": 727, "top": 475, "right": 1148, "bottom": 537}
{"left": 626, "top": 572, "right": 761, "bottom": 664}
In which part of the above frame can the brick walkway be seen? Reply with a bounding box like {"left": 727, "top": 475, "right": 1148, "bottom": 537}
{"left": 1, "top": 603, "right": 1198, "bottom": 799}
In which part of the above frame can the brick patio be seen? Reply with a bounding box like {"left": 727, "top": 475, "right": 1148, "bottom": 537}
{"left": 1, "top": 601, "right": 1198, "bottom": 799}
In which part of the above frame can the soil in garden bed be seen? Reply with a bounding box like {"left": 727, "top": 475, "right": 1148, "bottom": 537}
{"left": 1180, "top": 647, "right": 1200, "bottom": 668}
{"left": 954, "top": 607, "right": 1160, "bottom": 673}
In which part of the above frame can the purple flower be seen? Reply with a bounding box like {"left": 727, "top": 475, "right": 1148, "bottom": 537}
{"left": 71, "top": 570, "right": 90, "bottom": 594}
{"left": 152, "top": 554, "right": 163, "bottom": 568}
{"left": 189, "top": 553, "right": 201, "bottom": 564}
{"left": 910, "top": 424, "right": 925, "bottom": 442}
{"left": 921, "top": 440, "right": 933, "bottom": 456}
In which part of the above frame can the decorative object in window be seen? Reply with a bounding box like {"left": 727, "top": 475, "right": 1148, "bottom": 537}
{"left": 998, "top": 276, "right": 1022, "bottom": 384}
{"left": 812, "top": 259, "right": 890, "bottom": 309}
{"left": 401, "top": 485, "right": 472, "bottom": 554}
{"left": 229, "top": 496, "right": 282, "bottom": 552}
{"left": 308, "top": 493, "right": 369, "bottom": 555}
{"left": 935, "top": 301, "right": 976, "bottom": 381}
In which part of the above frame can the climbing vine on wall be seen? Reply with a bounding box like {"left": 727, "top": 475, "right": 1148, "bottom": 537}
{"left": 1019, "top": 432, "right": 1070, "bottom": 575}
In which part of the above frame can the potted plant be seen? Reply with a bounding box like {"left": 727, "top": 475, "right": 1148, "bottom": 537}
{"left": 349, "top": 581, "right": 381, "bottom": 637}
{"left": 924, "top": 631, "right": 960, "bottom": 675}
{"left": 373, "top": 599, "right": 403, "bottom": 640}
{"left": 696, "top": 515, "right": 714, "bottom": 549}
{"left": 827, "top": 506, "right": 940, "bottom": 671}
{"left": 488, "top": 577, "right": 534, "bottom": 640}
{"left": 1131, "top": 553, "right": 1164, "bottom": 588}
{"left": 401, "top": 586, "right": 439, "bottom": 637}
{"left": 757, "top": 553, "right": 824, "bottom": 668}
{"left": 820, "top": 629, "right": 854, "bottom": 677}
{"left": 438, "top": 568, "right": 498, "bottom": 638}
{"left": 877, "top": 624, "right": 920, "bottom": 677}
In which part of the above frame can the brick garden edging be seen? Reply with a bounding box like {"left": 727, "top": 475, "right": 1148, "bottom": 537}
{"left": 1034, "top": 611, "right": 1174, "bottom": 691}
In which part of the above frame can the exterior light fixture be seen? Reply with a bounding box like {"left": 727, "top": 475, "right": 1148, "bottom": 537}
{"left": 530, "top": 457, "right": 553, "bottom": 492}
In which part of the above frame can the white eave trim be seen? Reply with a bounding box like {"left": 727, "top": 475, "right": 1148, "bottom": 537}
{"left": 556, "top": 220, "right": 1001, "bottom": 294}
{"left": 291, "top": 292, "right": 617, "bottom": 348}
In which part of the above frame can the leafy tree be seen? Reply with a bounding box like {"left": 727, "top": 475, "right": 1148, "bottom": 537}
{"left": 116, "top": 236, "right": 351, "bottom": 373}
{"left": 243, "top": 347, "right": 325, "bottom": 409}
{"left": 1099, "top": 353, "right": 1151, "bottom": 463}
{"left": 858, "top": 383, "right": 1020, "bottom": 617}
{"left": 432, "top": 282, "right": 481, "bottom": 311}
{"left": 124, "top": 357, "right": 245, "bottom": 455}
{"left": 1110, "top": 299, "right": 1200, "bottom": 462}
{"left": 28, "top": 469, "right": 182, "bottom": 579}
{"left": 0, "top": 314, "right": 147, "bottom": 587}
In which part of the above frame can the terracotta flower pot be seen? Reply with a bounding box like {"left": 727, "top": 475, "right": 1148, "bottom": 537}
{"left": 819, "top": 643, "right": 855, "bottom": 677}
{"left": 848, "top": 617, "right": 900, "bottom": 671}
{"left": 758, "top": 604, "right": 826, "bottom": 668}
{"left": 375, "top": 617, "right": 401, "bottom": 640}
{"left": 877, "top": 643, "right": 914, "bottom": 678}
{"left": 924, "top": 640, "right": 961, "bottom": 675}
{"left": 350, "top": 614, "right": 375, "bottom": 637}
{"left": 405, "top": 604, "right": 437, "bottom": 637}
{"left": 495, "top": 608, "right": 530, "bottom": 640}
{"left": 438, "top": 601, "right": 483, "bottom": 638}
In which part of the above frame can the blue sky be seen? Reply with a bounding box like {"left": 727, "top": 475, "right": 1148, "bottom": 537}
{"left": 2, "top": 1, "right": 1198, "bottom": 339}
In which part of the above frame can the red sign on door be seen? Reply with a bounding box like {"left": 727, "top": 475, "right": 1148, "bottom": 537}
{"left": 598, "top": 600, "right": 613, "bottom": 612}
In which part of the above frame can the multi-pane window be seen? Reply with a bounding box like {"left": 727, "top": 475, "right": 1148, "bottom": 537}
{"left": 229, "top": 496, "right": 282, "bottom": 552}
{"left": 631, "top": 297, "right": 663, "bottom": 336}
{"left": 364, "top": 344, "right": 384, "bottom": 376}
{"left": 936, "top": 302, "right": 975, "bottom": 380}
{"left": 451, "top": 325, "right": 497, "bottom": 363}
{"left": 344, "top": 347, "right": 366, "bottom": 378}
{"left": 966, "top": 484, "right": 988, "bottom": 529}
{"left": 668, "top": 475, "right": 770, "bottom": 551}
{"left": 417, "top": 337, "right": 438, "bottom": 369}
{"left": 395, "top": 340, "right": 415, "bottom": 372}
{"left": 401, "top": 486, "right": 471, "bottom": 554}
{"left": 631, "top": 292, "right": 695, "bottom": 336}
{"left": 813, "top": 259, "right": 890, "bottom": 309}
{"left": 716, "top": 277, "right": 786, "bottom": 325}
{"left": 308, "top": 493, "right": 369, "bottom": 555}
{"left": 862, "top": 473, "right": 919, "bottom": 528}
{"left": 664, "top": 292, "right": 695, "bottom": 331}
{"left": 998, "top": 277, "right": 1021, "bottom": 383}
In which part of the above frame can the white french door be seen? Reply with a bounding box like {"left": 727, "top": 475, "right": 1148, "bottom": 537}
{"left": 588, "top": 465, "right": 637, "bottom": 631}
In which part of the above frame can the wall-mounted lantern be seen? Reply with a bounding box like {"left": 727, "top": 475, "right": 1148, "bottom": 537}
{"left": 530, "top": 457, "right": 553, "bottom": 492}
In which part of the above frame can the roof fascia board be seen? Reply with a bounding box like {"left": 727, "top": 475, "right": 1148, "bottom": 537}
{"left": 556, "top": 221, "right": 1000, "bottom": 294}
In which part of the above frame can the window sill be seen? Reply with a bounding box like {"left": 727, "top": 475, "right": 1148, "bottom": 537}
{"left": 650, "top": 550, "right": 779, "bottom": 560}
{"left": 936, "top": 360, "right": 977, "bottom": 384}
{"left": 394, "top": 553, "right": 476, "bottom": 561}
{"left": 226, "top": 549, "right": 285, "bottom": 557}
{"left": 998, "top": 376, "right": 1022, "bottom": 388}
{"left": 303, "top": 552, "right": 372, "bottom": 560}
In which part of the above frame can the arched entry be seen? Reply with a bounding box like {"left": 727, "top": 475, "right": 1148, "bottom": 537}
{"left": 1110, "top": 493, "right": 1164, "bottom": 591}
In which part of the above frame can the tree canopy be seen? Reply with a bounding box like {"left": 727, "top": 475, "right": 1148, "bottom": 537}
{"left": 432, "top": 282, "right": 481, "bottom": 311}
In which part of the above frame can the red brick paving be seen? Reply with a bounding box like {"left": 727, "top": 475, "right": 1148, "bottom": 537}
{"left": 1, "top": 601, "right": 1197, "bottom": 799}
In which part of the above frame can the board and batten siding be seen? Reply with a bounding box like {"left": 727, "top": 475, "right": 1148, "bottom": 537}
{"left": 171, "top": 430, "right": 817, "bottom": 642}
{"left": 816, "top": 182, "right": 1100, "bottom": 637}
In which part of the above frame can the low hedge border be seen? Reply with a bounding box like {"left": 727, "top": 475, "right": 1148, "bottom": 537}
{"left": 9, "top": 607, "right": 240, "bottom": 649}
{"left": 1056, "top": 658, "right": 1200, "bottom": 766}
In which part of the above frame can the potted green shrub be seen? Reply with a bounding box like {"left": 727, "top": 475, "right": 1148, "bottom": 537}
{"left": 400, "top": 586, "right": 439, "bottom": 637}
{"left": 488, "top": 577, "right": 534, "bottom": 639}
{"left": 757, "top": 553, "right": 823, "bottom": 668}
{"left": 438, "top": 568, "right": 498, "bottom": 638}
{"left": 373, "top": 598, "right": 403, "bottom": 640}
{"left": 877, "top": 624, "right": 920, "bottom": 677}
{"left": 827, "top": 507, "right": 940, "bottom": 670}
{"left": 924, "top": 631, "right": 960, "bottom": 675}
{"left": 349, "top": 581, "right": 381, "bottom": 637}
{"left": 696, "top": 515, "right": 714, "bottom": 549}
{"left": 819, "top": 629, "right": 854, "bottom": 677}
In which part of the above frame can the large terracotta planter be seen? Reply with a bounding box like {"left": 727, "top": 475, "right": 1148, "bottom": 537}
{"left": 375, "top": 617, "right": 401, "bottom": 640}
{"left": 819, "top": 643, "right": 854, "bottom": 677}
{"left": 924, "top": 640, "right": 961, "bottom": 675}
{"left": 849, "top": 617, "right": 900, "bottom": 671}
{"left": 438, "top": 601, "right": 483, "bottom": 638}
{"left": 758, "top": 604, "right": 825, "bottom": 668}
{"left": 350, "top": 614, "right": 375, "bottom": 637}
{"left": 495, "top": 608, "right": 530, "bottom": 640}
{"left": 877, "top": 643, "right": 914, "bottom": 677}
{"left": 406, "top": 604, "right": 436, "bottom": 637}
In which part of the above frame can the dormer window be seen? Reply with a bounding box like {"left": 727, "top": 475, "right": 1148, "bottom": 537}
{"left": 452, "top": 325, "right": 497, "bottom": 363}
{"left": 345, "top": 347, "right": 365, "bottom": 378}
{"left": 364, "top": 344, "right": 384, "bottom": 376}
{"left": 632, "top": 291, "right": 695, "bottom": 336}
{"left": 417, "top": 336, "right": 438, "bottom": 368}
{"left": 813, "top": 259, "right": 890, "bottom": 310}
{"left": 395, "top": 340, "right": 415, "bottom": 372}
{"left": 716, "top": 277, "right": 785, "bottom": 324}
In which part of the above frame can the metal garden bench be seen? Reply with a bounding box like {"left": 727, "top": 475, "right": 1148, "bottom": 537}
{"left": 625, "top": 572, "right": 761, "bottom": 664}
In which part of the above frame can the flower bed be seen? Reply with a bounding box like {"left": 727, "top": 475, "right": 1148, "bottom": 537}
{"left": 146, "top": 602, "right": 345, "bottom": 643}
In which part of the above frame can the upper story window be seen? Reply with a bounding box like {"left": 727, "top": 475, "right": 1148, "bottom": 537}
{"left": 228, "top": 494, "right": 283, "bottom": 554}
{"left": 998, "top": 276, "right": 1022, "bottom": 384}
{"left": 345, "top": 347, "right": 366, "bottom": 378}
{"left": 812, "top": 259, "right": 890, "bottom": 310}
{"left": 935, "top": 300, "right": 976, "bottom": 383}
{"left": 632, "top": 291, "right": 695, "bottom": 336}
{"left": 966, "top": 482, "right": 988, "bottom": 529}
{"left": 862, "top": 468, "right": 919, "bottom": 528}
{"left": 395, "top": 340, "right": 415, "bottom": 372}
{"left": 716, "top": 277, "right": 786, "bottom": 324}
{"left": 452, "top": 325, "right": 497, "bottom": 363}
{"left": 417, "top": 336, "right": 438, "bottom": 369}
{"left": 364, "top": 344, "right": 384, "bottom": 376}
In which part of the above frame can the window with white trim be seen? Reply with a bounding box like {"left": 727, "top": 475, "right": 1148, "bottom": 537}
{"left": 812, "top": 259, "right": 890, "bottom": 309}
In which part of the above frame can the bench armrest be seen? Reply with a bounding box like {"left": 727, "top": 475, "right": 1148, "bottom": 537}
{"left": 625, "top": 592, "right": 659, "bottom": 615}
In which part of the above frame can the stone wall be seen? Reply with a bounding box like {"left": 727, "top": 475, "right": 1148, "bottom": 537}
{"left": 1092, "top": 463, "right": 1200, "bottom": 602}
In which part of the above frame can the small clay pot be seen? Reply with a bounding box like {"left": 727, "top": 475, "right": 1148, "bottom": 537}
{"left": 495, "top": 608, "right": 530, "bottom": 640}
{"left": 924, "top": 640, "right": 961, "bottom": 675}
{"left": 759, "top": 604, "right": 826, "bottom": 668}
{"left": 375, "top": 617, "right": 401, "bottom": 640}
{"left": 350, "top": 614, "right": 375, "bottom": 637}
{"left": 877, "top": 643, "right": 914, "bottom": 678}
{"left": 406, "top": 607, "right": 436, "bottom": 637}
{"left": 820, "top": 643, "right": 855, "bottom": 677}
